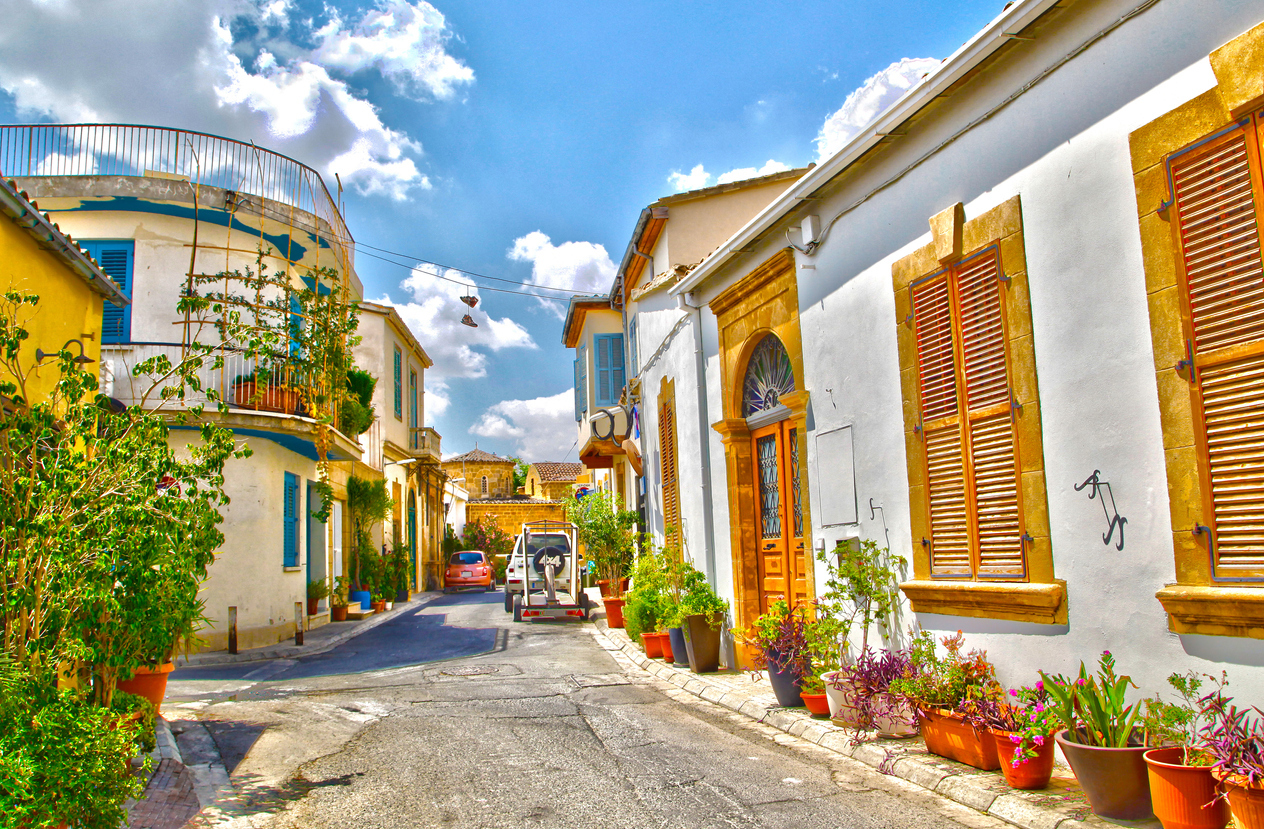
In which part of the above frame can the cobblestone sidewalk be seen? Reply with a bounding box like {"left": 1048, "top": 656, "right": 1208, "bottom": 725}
{"left": 588, "top": 616, "right": 1160, "bottom": 829}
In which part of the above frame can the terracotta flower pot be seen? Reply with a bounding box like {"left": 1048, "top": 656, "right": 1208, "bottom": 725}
{"left": 117, "top": 661, "right": 175, "bottom": 716}
{"left": 307, "top": 598, "right": 321, "bottom": 616}
{"left": 683, "top": 613, "right": 723, "bottom": 673}
{"left": 657, "top": 631, "right": 674, "bottom": 662}
{"left": 991, "top": 729, "right": 1056, "bottom": 790}
{"left": 233, "top": 380, "right": 302, "bottom": 414}
{"left": 1144, "top": 747, "right": 1229, "bottom": 829}
{"left": 918, "top": 709, "right": 1000, "bottom": 770}
{"left": 802, "top": 692, "right": 831, "bottom": 717}
{"left": 372, "top": 600, "right": 387, "bottom": 613}
{"left": 597, "top": 578, "right": 631, "bottom": 598}
{"left": 1216, "top": 772, "right": 1264, "bottom": 829}
{"left": 641, "top": 632, "right": 663, "bottom": 658}
{"left": 604, "top": 598, "right": 626, "bottom": 628}
{"left": 331, "top": 605, "right": 348, "bottom": 622}
{"left": 1054, "top": 729, "right": 1154, "bottom": 820}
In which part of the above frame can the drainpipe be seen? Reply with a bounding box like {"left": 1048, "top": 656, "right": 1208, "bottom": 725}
{"left": 628, "top": 250, "right": 651, "bottom": 538}
{"left": 679, "top": 289, "right": 718, "bottom": 590}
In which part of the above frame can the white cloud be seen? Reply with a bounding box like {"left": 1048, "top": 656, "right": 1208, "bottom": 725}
{"left": 470, "top": 391, "right": 576, "bottom": 461}
{"left": 508, "top": 231, "right": 616, "bottom": 318}
{"left": 0, "top": 0, "right": 472, "bottom": 200}
{"left": 815, "top": 57, "right": 940, "bottom": 162}
{"left": 668, "top": 164, "right": 710, "bottom": 192}
{"left": 715, "top": 159, "right": 791, "bottom": 185}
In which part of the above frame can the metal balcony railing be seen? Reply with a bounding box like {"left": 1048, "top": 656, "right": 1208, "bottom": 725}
{"left": 0, "top": 123, "right": 352, "bottom": 270}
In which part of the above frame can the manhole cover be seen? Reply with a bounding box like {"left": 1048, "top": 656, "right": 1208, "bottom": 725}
{"left": 440, "top": 665, "right": 500, "bottom": 677}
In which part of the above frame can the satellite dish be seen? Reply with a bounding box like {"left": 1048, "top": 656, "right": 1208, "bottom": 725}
{"left": 461, "top": 313, "right": 478, "bottom": 328}
{"left": 460, "top": 295, "right": 479, "bottom": 308}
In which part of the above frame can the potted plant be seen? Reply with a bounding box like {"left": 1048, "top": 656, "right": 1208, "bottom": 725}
{"left": 565, "top": 493, "right": 636, "bottom": 627}
{"left": 680, "top": 570, "right": 729, "bottom": 674}
{"left": 625, "top": 546, "right": 666, "bottom": 657}
{"left": 1042, "top": 652, "right": 1155, "bottom": 820}
{"left": 889, "top": 629, "right": 1002, "bottom": 770}
{"left": 1140, "top": 671, "right": 1231, "bottom": 829}
{"left": 232, "top": 366, "right": 303, "bottom": 415}
{"left": 306, "top": 578, "right": 329, "bottom": 616}
{"left": 832, "top": 646, "right": 917, "bottom": 738}
{"left": 1191, "top": 681, "right": 1264, "bottom": 828}
{"left": 390, "top": 545, "right": 412, "bottom": 603}
{"left": 331, "top": 576, "right": 350, "bottom": 622}
{"left": 962, "top": 682, "right": 1061, "bottom": 789}
{"left": 737, "top": 600, "right": 810, "bottom": 707}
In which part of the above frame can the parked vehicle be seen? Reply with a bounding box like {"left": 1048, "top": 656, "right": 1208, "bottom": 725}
{"left": 503, "top": 520, "right": 589, "bottom": 621}
{"left": 444, "top": 550, "right": 493, "bottom": 593}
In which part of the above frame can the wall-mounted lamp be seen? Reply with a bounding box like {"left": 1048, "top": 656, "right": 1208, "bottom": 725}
{"left": 36, "top": 339, "right": 94, "bottom": 366}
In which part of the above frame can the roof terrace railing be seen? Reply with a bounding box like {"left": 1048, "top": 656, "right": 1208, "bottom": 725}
{"left": 0, "top": 123, "right": 352, "bottom": 269}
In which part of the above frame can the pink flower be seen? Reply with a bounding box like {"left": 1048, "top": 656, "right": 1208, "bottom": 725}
{"left": 1035, "top": 680, "right": 1043, "bottom": 692}
{"left": 1033, "top": 735, "right": 1045, "bottom": 746}
{"left": 1103, "top": 650, "right": 1111, "bottom": 656}
{"left": 1034, "top": 703, "right": 1045, "bottom": 713}
{"left": 1076, "top": 678, "right": 1087, "bottom": 687}
{"left": 1008, "top": 689, "right": 1018, "bottom": 697}
{"left": 1010, "top": 735, "right": 1021, "bottom": 744}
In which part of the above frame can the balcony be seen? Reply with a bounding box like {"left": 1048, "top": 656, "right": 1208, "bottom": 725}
{"left": 101, "top": 341, "right": 361, "bottom": 461}
{"left": 409, "top": 427, "right": 442, "bottom": 461}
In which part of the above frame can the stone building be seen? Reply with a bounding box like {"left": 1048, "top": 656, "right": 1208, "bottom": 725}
{"left": 441, "top": 447, "right": 516, "bottom": 500}
{"left": 525, "top": 462, "right": 584, "bottom": 501}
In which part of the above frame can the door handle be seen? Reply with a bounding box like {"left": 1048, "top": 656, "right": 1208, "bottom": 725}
{"left": 763, "top": 542, "right": 776, "bottom": 550}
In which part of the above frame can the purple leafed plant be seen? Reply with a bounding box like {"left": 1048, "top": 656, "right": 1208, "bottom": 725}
{"left": 1199, "top": 687, "right": 1264, "bottom": 787}
{"left": 833, "top": 646, "right": 916, "bottom": 739}
{"left": 737, "top": 600, "right": 812, "bottom": 681}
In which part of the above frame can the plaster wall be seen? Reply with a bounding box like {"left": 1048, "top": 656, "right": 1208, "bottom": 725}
{"left": 574, "top": 307, "right": 624, "bottom": 450}
{"left": 660, "top": 178, "right": 805, "bottom": 270}
{"left": 353, "top": 308, "right": 429, "bottom": 453}
{"left": 684, "top": 0, "right": 1264, "bottom": 695}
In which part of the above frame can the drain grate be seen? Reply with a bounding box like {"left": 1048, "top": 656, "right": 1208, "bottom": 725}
{"left": 440, "top": 665, "right": 500, "bottom": 677}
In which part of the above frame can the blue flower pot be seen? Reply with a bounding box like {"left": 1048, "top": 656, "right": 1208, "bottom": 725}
{"left": 668, "top": 627, "right": 690, "bottom": 667}
{"left": 349, "top": 590, "right": 371, "bottom": 610}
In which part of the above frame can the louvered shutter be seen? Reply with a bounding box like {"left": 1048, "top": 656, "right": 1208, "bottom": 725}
{"left": 283, "top": 472, "right": 299, "bottom": 567}
{"left": 574, "top": 356, "right": 584, "bottom": 422}
{"left": 393, "top": 348, "right": 402, "bottom": 420}
{"left": 594, "top": 335, "right": 612, "bottom": 405}
{"left": 577, "top": 344, "right": 588, "bottom": 420}
{"left": 957, "top": 253, "right": 1024, "bottom": 576}
{"left": 1173, "top": 125, "right": 1264, "bottom": 576}
{"left": 660, "top": 398, "right": 680, "bottom": 544}
{"left": 913, "top": 274, "right": 971, "bottom": 575}
{"left": 610, "top": 334, "right": 625, "bottom": 401}
{"left": 83, "top": 241, "right": 133, "bottom": 344}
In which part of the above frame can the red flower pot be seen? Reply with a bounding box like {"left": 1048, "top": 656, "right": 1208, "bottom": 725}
{"left": 641, "top": 632, "right": 663, "bottom": 658}
{"left": 331, "top": 605, "right": 348, "bottom": 621}
{"left": 656, "top": 631, "right": 674, "bottom": 662}
{"left": 597, "top": 578, "right": 631, "bottom": 598}
{"left": 604, "top": 598, "right": 626, "bottom": 628}
{"left": 802, "top": 692, "right": 831, "bottom": 717}
{"left": 307, "top": 598, "right": 321, "bottom": 616}
{"left": 991, "top": 729, "right": 1056, "bottom": 790}
{"left": 372, "top": 600, "right": 387, "bottom": 613}
{"left": 1218, "top": 773, "right": 1264, "bottom": 829}
{"left": 117, "top": 662, "right": 175, "bottom": 716}
{"left": 1144, "top": 747, "right": 1229, "bottom": 829}
{"left": 918, "top": 709, "right": 1000, "bottom": 770}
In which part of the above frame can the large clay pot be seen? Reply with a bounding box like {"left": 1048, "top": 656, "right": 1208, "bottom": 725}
{"left": 117, "top": 662, "right": 175, "bottom": 716}
{"left": 641, "top": 632, "right": 663, "bottom": 658}
{"left": 371, "top": 600, "right": 387, "bottom": 613}
{"left": 331, "top": 605, "right": 348, "bottom": 622}
{"left": 349, "top": 589, "right": 371, "bottom": 610}
{"left": 918, "top": 709, "right": 1000, "bottom": 770}
{"left": 1217, "top": 772, "right": 1264, "bottom": 829}
{"left": 1055, "top": 729, "right": 1154, "bottom": 820}
{"left": 872, "top": 696, "right": 919, "bottom": 738}
{"left": 307, "top": 598, "right": 321, "bottom": 616}
{"left": 765, "top": 651, "right": 805, "bottom": 707}
{"left": 604, "top": 598, "right": 626, "bottom": 628}
{"left": 683, "top": 613, "right": 723, "bottom": 673}
{"left": 656, "top": 631, "right": 674, "bottom": 662}
{"left": 1144, "top": 747, "right": 1229, "bottom": 829}
{"left": 597, "top": 578, "right": 631, "bottom": 598}
{"left": 802, "top": 692, "right": 830, "bottom": 717}
{"left": 667, "top": 628, "right": 689, "bottom": 667}
{"left": 991, "top": 730, "right": 1056, "bottom": 790}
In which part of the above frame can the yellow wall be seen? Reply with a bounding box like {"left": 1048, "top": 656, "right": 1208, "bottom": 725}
{"left": 466, "top": 500, "right": 567, "bottom": 539}
{"left": 0, "top": 216, "right": 105, "bottom": 403}
{"left": 442, "top": 460, "right": 514, "bottom": 499}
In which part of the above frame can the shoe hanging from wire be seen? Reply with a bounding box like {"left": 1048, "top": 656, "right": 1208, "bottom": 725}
{"left": 461, "top": 313, "right": 478, "bottom": 328}
{"left": 460, "top": 294, "right": 479, "bottom": 308}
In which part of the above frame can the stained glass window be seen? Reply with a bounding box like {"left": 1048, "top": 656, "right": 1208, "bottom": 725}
{"left": 789, "top": 427, "right": 803, "bottom": 537}
{"left": 757, "top": 434, "right": 782, "bottom": 539}
{"left": 742, "top": 335, "right": 795, "bottom": 417}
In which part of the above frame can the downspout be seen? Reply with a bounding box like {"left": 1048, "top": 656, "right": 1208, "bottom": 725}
{"left": 679, "top": 289, "right": 718, "bottom": 590}
{"left": 628, "top": 250, "right": 651, "bottom": 539}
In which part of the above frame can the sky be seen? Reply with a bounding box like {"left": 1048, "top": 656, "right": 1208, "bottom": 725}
{"left": 0, "top": 0, "right": 1008, "bottom": 462}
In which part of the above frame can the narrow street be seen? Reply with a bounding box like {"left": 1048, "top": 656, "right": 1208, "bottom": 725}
{"left": 168, "top": 593, "right": 1003, "bottom": 829}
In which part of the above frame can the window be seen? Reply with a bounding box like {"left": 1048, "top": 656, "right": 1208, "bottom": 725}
{"left": 82, "top": 240, "right": 133, "bottom": 344}
{"left": 574, "top": 343, "right": 587, "bottom": 422}
{"left": 409, "top": 369, "right": 418, "bottom": 430}
{"left": 480, "top": 475, "right": 488, "bottom": 495}
{"left": 659, "top": 380, "right": 680, "bottom": 547}
{"left": 283, "top": 472, "right": 300, "bottom": 567}
{"left": 594, "top": 334, "right": 625, "bottom": 407}
{"left": 629, "top": 317, "right": 639, "bottom": 377}
{"left": 393, "top": 347, "right": 403, "bottom": 420}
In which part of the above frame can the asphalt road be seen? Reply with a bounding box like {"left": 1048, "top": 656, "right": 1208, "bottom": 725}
{"left": 168, "top": 591, "right": 1003, "bottom": 829}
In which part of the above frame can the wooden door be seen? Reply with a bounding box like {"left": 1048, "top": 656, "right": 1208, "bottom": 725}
{"left": 751, "top": 421, "right": 808, "bottom": 614}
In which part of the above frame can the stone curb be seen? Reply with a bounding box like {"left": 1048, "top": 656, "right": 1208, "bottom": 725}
{"left": 178, "top": 593, "right": 442, "bottom": 667}
{"left": 588, "top": 619, "right": 1113, "bottom": 829}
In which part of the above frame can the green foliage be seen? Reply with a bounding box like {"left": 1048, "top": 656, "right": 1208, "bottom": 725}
{"left": 815, "top": 538, "right": 905, "bottom": 658}
{"left": 338, "top": 369, "right": 376, "bottom": 436}
{"left": 443, "top": 524, "right": 459, "bottom": 557}
{"left": 1041, "top": 651, "right": 1144, "bottom": 747}
{"left": 346, "top": 476, "right": 392, "bottom": 589}
{"left": 0, "top": 663, "right": 146, "bottom": 828}
{"left": 331, "top": 576, "right": 350, "bottom": 608}
{"left": 388, "top": 545, "right": 412, "bottom": 596}
{"left": 306, "top": 579, "right": 330, "bottom": 602}
{"left": 511, "top": 457, "right": 528, "bottom": 492}
{"left": 461, "top": 517, "right": 512, "bottom": 559}
{"left": 890, "top": 629, "right": 1001, "bottom": 712}
{"left": 565, "top": 494, "right": 636, "bottom": 598}
{"left": 624, "top": 547, "right": 669, "bottom": 642}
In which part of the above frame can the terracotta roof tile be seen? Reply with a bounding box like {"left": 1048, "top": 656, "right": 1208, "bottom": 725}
{"left": 531, "top": 462, "right": 584, "bottom": 482}
{"left": 445, "top": 448, "right": 513, "bottom": 464}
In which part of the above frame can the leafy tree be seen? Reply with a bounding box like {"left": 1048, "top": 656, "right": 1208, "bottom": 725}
{"left": 346, "top": 476, "right": 392, "bottom": 591}
{"left": 511, "top": 457, "right": 528, "bottom": 492}
{"left": 461, "top": 517, "right": 512, "bottom": 558}
{"left": 565, "top": 493, "right": 636, "bottom": 598}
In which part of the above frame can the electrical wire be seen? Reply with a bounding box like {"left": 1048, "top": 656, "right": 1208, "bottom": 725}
{"left": 352, "top": 246, "right": 590, "bottom": 300}
{"left": 352, "top": 239, "right": 597, "bottom": 299}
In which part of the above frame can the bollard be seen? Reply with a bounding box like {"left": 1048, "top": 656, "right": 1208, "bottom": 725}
{"left": 294, "top": 602, "right": 304, "bottom": 645}
{"left": 228, "top": 606, "right": 238, "bottom": 654}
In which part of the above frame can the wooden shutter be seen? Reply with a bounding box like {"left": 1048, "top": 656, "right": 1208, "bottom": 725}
{"left": 611, "top": 334, "right": 625, "bottom": 400}
{"left": 1172, "top": 124, "right": 1264, "bottom": 576}
{"left": 660, "top": 396, "right": 680, "bottom": 545}
{"left": 595, "top": 335, "right": 611, "bottom": 404}
{"left": 84, "top": 241, "right": 132, "bottom": 344}
{"left": 912, "top": 250, "right": 1023, "bottom": 578}
{"left": 283, "top": 472, "right": 299, "bottom": 567}
{"left": 576, "top": 344, "right": 587, "bottom": 419}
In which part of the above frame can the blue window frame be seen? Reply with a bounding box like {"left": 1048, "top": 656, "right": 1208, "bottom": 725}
{"left": 283, "top": 472, "right": 300, "bottom": 567}
{"left": 574, "top": 343, "right": 587, "bottom": 422}
{"left": 409, "top": 369, "right": 418, "bottom": 429}
{"left": 593, "top": 334, "right": 625, "bottom": 407}
{"left": 82, "top": 240, "right": 133, "bottom": 344}
{"left": 393, "top": 347, "right": 403, "bottom": 420}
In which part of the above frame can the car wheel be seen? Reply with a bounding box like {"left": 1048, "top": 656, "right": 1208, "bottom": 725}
{"left": 512, "top": 593, "right": 522, "bottom": 623}
{"left": 504, "top": 589, "right": 514, "bottom": 613}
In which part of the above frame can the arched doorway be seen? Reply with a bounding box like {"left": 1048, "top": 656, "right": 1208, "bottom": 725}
{"left": 743, "top": 335, "right": 808, "bottom": 614}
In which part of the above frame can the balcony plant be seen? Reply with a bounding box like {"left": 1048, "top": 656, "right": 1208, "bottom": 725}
{"left": 889, "top": 630, "right": 1003, "bottom": 770}
{"left": 1041, "top": 652, "right": 1155, "bottom": 820}
{"left": 338, "top": 369, "right": 377, "bottom": 437}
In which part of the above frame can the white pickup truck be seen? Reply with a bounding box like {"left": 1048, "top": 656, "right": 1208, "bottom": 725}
{"left": 503, "top": 519, "right": 590, "bottom": 622}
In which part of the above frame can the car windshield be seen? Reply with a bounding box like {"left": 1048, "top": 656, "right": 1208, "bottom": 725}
{"left": 524, "top": 533, "right": 569, "bottom": 556}
{"left": 451, "top": 552, "right": 484, "bottom": 565}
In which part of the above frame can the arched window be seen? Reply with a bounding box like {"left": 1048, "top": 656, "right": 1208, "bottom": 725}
{"left": 480, "top": 475, "right": 488, "bottom": 495}
{"left": 741, "top": 335, "right": 795, "bottom": 417}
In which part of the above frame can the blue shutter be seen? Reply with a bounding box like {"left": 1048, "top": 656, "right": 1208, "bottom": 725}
{"left": 83, "top": 241, "right": 133, "bottom": 344}
{"left": 409, "top": 370, "right": 418, "bottom": 429}
{"left": 283, "top": 472, "right": 299, "bottom": 567}
{"left": 576, "top": 344, "right": 587, "bottom": 421}
{"left": 629, "top": 318, "right": 638, "bottom": 377}
{"left": 594, "top": 334, "right": 624, "bottom": 406}
{"left": 573, "top": 356, "right": 583, "bottom": 422}
{"left": 393, "top": 348, "right": 403, "bottom": 420}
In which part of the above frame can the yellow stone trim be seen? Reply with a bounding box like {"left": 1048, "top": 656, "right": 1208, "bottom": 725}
{"left": 1156, "top": 585, "right": 1264, "bottom": 639}
{"left": 900, "top": 579, "right": 1067, "bottom": 625}
{"left": 1211, "top": 19, "right": 1264, "bottom": 118}
{"left": 930, "top": 203, "right": 965, "bottom": 263}
{"left": 891, "top": 195, "right": 1056, "bottom": 620}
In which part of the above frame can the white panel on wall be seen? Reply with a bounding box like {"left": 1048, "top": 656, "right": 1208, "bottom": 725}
{"left": 813, "top": 426, "right": 857, "bottom": 527}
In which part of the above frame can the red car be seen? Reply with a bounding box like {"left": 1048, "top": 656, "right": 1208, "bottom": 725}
{"left": 444, "top": 550, "right": 493, "bottom": 592}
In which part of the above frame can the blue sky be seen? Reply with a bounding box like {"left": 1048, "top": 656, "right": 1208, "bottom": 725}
{"left": 0, "top": 0, "right": 1005, "bottom": 461}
